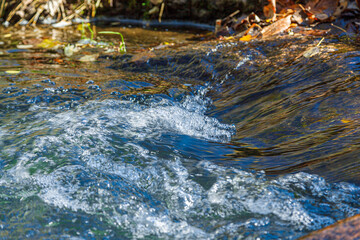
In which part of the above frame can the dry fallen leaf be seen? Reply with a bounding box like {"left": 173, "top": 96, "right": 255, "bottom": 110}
{"left": 261, "top": 15, "right": 292, "bottom": 39}
{"left": 16, "top": 44, "right": 33, "bottom": 49}
{"left": 296, "top": 28, "right": 330, "bottom": 36}
{"left": 277, "top": 0, "right": 296, "bottom": 10}
{"left": 5, "top": 70, "right": 21, "bottom": 74}
{"left": 341, "top": 119, "right": 352, "bottom": 124}
{"left": 239, "top": 35, "right": 253, "bottom": 41}
{"left": 331, "top": 0, "right": 349, "bottom": 20}
{"left": 22, "top": 38, "right": 43, "bottom": 45}
{"left": 77, "top": 54, "right": 99, "bottom": 62}
{"left": 294, "top": 37, "right": 324, "bottom": 59}
{"left": 302, "top": 46, "right": 321, "bottom": 58}
{"left": 263, "top": 3, "right": 276, "bottom": 20}
{"left": 305, "top": 0, "right": 348, "bottom": 22}
{"left": 37, "top": 39, "right": 62, "bottom": 49}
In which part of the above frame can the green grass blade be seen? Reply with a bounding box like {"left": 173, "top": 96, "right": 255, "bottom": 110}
{"left": 98, "top": 31, "right": 126, "bottom": 53}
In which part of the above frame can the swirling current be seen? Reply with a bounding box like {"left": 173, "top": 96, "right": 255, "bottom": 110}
{"left": 0, "top": 28, "right": 360, "bottom": 239}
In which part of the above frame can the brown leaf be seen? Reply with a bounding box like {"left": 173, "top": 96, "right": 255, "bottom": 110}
{"left": 22, "top": 38, "right": 43, "bottom": 45}
{"left": 294, "top": 27, "right": 330, "bottom": 36}
{"left": 306, "top": 0, "right": 337, "bottom": 15}
{"left": 332, "top": 0, "right": 349, "bottom": 20}
{"left": 305, "top": 0, "right": 348, "bottom": 22}
{"left": 77, "top": 54, "right": 99, "bottom": 62}
{"left": 277, "top": 0, "right": 296, "bottom": 10}
{"left": 292, "top": 9, "right": 304, "bottom": 24}
{"left": 298, "top": 4, "right": 317, "bottom": 23}
{"left": 261, "top": 15, "right": 292, "bottom": 39}
{"left": 150, "top": 0, "right": 163, "bottom": 5}
{"left": 263, "top": 3, "right": 275, "bottom": 20}
{"left": 263, "top": 0, "right": 277, "bottom": 21}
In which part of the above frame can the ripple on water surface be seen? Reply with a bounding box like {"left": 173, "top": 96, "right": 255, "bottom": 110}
{"left": 0, "top": 33, "right": 360, "bottom": 239}
{"left": 0, "top": 89, "right": 359, "bottom": 239}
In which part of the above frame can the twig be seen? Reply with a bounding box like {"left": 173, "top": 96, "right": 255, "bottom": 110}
{"left": 6, "top": 1, "right": 23, "bottom": 22}
{"left": 96, "top": 0, "right": 101, "bottom": 8}
{"left": 60, "top": 0, "right": 66, "bottom": 19}
{"left": 0, "top": 0, "right": 5, "bottom": 18}
{"left": 331, "top": 23, "right": 351, "bottom": 42}
{"left": 159, "top": 2, "right": 165, "bottom": 23}
{"left": 30, "top": 6, "right": 44, "bottom": 26}
{"left": 221, "top": 10, "right": 240, "bottom": 22}
{"left": 331, "top": 23, "right": 347, "bottom": 33}
{"left": 316, "top": 37, "right": 325, "bottom": 47}
{"left": 56, "top": 7, "right": 61, "bottom": 22}
{"left": 61, "top": 3, "right": 86, "bottom": 22}
{"left": 91, "top": 0, "right": 96, "bottom": 18}
{"left": 298, "top": 4, "right": 306, "bottom": 12}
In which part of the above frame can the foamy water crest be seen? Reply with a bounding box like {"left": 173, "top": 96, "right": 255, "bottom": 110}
{"left": 0, "top": 93, "right": 359, "bottom": 239}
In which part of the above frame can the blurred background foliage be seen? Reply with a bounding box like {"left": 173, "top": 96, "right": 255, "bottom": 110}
{"left": 0, "top": 0, "right": 264, "bottom": 25}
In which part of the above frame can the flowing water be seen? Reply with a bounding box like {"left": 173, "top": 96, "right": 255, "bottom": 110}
{"left": 0, "top": 25, "right": 359, "bottom": 239}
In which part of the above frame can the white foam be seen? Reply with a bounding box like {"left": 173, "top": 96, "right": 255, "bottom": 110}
{"left": 46, "top": 97, "right": 235, "bottom": 143}
{"left": 0, "top": 96, "right": 359, "bottom": 239}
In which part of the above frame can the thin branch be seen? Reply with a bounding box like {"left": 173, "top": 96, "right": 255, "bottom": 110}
{"left": 0, "top": 0, "right": 6, "bottom": 18}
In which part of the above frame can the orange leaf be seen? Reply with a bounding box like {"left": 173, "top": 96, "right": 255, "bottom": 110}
{"left": 54, "top": 58, "right": 64, "bottom": 64}
{"left": 341, "top": 119, "right": 351, "bottom": 123}
{"left": 239, "top": 35, "right": 253, "bottom": 42}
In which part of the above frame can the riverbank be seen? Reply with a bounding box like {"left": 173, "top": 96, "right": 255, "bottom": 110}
{"left": 1, "top": 0, "right": 359, "bottom": 26}
{"left": 0, "top": 0, "right": 263, "bottom": 26}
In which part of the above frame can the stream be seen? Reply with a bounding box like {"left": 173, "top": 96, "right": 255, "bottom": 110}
{"left": 0, "top": 25, "right": 359, "bottom": 239}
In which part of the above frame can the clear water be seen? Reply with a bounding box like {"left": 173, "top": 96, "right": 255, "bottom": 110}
{"left": 0, "top": 27, "right": 360, "bottom": 239}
